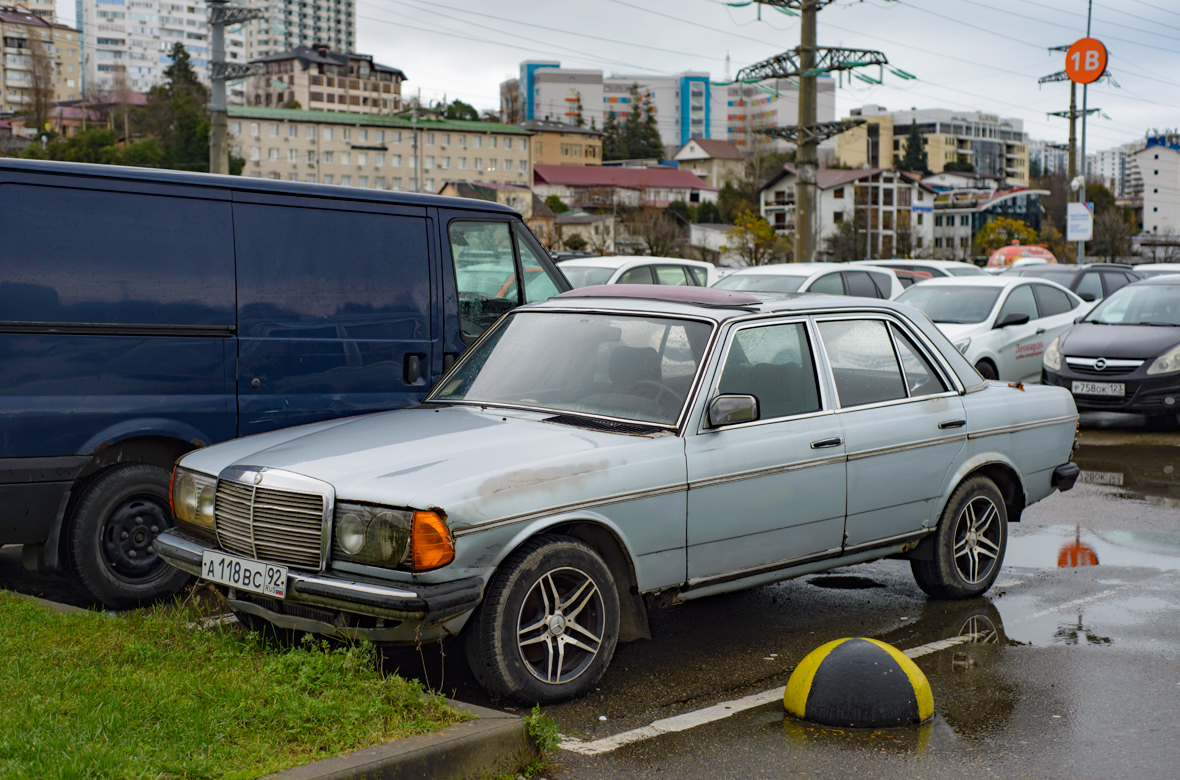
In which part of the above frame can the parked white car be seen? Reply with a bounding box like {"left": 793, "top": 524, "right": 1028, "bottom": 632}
{"left": 850, "top": 259, "right": 985, "bottom": 278}
{"left": 556, "top": 256, "right": 722, "bottom": 288}
{"left": 712, "top": 263, "right": 905, "bottom": 300}
{"left": 1133, "top": 263, "right": 1180, "bottom": 279}
{"left": 896, "top": 276, "right": 1089, "bottom": 382}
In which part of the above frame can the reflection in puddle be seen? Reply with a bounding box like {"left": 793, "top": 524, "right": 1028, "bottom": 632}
{"left": 1058, "top": 526, "right": 1099, "bottom": 568}
{"left": 779, "top": 715, "right": 940, "bottom": 753}
{"left": 1074, "top": 440, "right": 1180, "bottom": 503}
{"left": 1006, "top": 525, "right": 1180, "bottom": 571}
{"left": 1054, "top": 614, "right": 1113, "bottom": 646}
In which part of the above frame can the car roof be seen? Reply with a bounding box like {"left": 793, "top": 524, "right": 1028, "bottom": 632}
{"left": 557, "top": 255, "right": 710, "bottom": 270}
{"left": 0, "top": 157, "right": 518, "bottom": 215}
{"left": 907, "top": 275, "right": 1044, "bottom": 289}
{"left": 1128, "top": 275, "right": 1180, "bottom": 286}
{"left": 1008, "top": 263, "right": 1132, "bottom": 274}
{"left": 722, "top": 262, "right": 864, "bottom": 277}
{"left": 854, "top": 259, "right": 977, "bottom": 270}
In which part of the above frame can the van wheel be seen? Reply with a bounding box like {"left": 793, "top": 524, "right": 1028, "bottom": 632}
{"left": 912, "top": 476, "right": 1007, "bottom": 599}
{"left": 975, "top": 360, "right": 998, "bottom": 380}
{"left": 465, "top": 535, "right": 619, "bottom": 703}
{"left": 66, "top": 463, "right": 192, "bottom": 609}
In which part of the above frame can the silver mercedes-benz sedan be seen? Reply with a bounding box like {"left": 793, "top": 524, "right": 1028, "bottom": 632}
{"left": 157, "top": 284, "right": 1080, "bottom": 703}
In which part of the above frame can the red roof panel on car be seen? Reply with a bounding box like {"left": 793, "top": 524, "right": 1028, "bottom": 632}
{"left": 557, "top": 284, "right": 763, "bottom": 306}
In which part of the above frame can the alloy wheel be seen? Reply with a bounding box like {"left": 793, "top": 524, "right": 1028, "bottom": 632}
{"left": 952, "top": 496, "right": 1002, "bottom": 584}
{"left": 516, "top": 567, "right": 605, "bottom": 685}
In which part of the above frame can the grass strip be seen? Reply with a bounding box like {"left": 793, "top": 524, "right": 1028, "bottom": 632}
{"left": 0, "top": 592, "right": 467, "bottom": 779}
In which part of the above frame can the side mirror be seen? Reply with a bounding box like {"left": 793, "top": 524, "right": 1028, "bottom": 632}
{"left": 994, "top": 312, "right": 1031, "bottom": 329}
{"left": 1078, "top": 291, "right": 1097, "bottom": 302}
{"left": 708, "top": 394, "right": 760, "bottom": 428}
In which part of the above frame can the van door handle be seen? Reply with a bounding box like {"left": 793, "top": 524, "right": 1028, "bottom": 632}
{"left": 810, "top": 437, "right": 843, "bottom": 449}
{"left": 938, "top": 419, "right": 967, "bottom": 429}
{"left": 443, "top": 353, "right": 458, "bottom": 372}
{"left": 404, "top": 354, "right": 421, "bottom": 384}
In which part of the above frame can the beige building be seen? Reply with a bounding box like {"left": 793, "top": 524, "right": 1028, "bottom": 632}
{"left": 673, "top": 138, "right": 744, "bottom": 189}
{"left": 0, "top": 7, "right": 81, "bottom": 116}
{"left": 836, "top": 105, "right": 1029, "bottom": 186}
{"left": 228, "top": 105, "right": 533, "bottom": 192}
{"left": 8, "top": 0, "right": 53, "bottom": 19}
{"left": 248, "top": 45, "right": 404, "bottom": 114}
{"left": 517, "top": 119, "right": 602, "bottom": 166}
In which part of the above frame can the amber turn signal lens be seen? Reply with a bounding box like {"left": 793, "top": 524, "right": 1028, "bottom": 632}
{"left": 412, "top": 511, "right": 454, "bottom": 571}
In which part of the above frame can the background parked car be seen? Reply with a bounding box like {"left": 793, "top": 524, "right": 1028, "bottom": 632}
{"left": 894, "top": 269, "right": 935, "bottom": 289}
{"left": 896, "top": 276, "right": 1088, "bottom": 382}
{"left": 556, "top": 255, "right": 721, "bottom": 288}
{"left": 850, "top": 259, "right": 985, "bottom": 278}
{"left": 1042, "top": 275, "right": 1180, "bottom": 424}
{"left": 1132, "top": 263, "right": 1180, "bottom": 280}
{"left": 1002, "top": 263, "right": 1142, "bottom": 304}
{"left": 711, "top": 262, "right": 904, "bottom": 299}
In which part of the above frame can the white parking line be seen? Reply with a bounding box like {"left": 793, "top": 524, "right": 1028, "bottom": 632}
{"left": 560, "top": 632, "right": 983, "bottom": 756}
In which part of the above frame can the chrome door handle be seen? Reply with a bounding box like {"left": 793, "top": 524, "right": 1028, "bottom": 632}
{"left": 938, "top": 419, "right": 967, "bottom": 429}
{"left": 810, "top": 437, "right": 843, "bottom": 449}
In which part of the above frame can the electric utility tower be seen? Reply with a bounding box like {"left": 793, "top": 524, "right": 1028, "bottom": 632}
{"left": 736, "top": 0, "right": 888, "bottom": 263}
{"left": 208, "top": 0, "right": 266, "bottom": 174}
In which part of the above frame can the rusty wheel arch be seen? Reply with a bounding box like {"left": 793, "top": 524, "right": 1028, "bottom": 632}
{"left": 966, "top": 462, "right": 1026, "bottom": 524}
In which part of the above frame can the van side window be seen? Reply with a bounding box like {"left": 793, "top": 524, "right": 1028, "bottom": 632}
{"left": 513, "top": 223, "right": 562, "bottom": 303}
{"left": 450, "top": 221, "right": 521, "bottom": 342}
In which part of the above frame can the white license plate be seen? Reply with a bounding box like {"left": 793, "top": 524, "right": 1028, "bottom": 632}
{"left": 201, "top": 550, "right": 288, "bottom": 598}
{"left": 1081, "top": 470, "right": 1124, "bottom": 486}
{"left": 1071, "top": 381, "right": 1125, "bottom": 396}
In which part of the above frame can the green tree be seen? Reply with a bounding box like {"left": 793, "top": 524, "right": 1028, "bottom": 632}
{"left": 22, "top": 128, "right": 123, "bottom": 164}
{"left": 973, "top": 216, "right": 1037, "bottom": 255}
{"left": 602, "top": 111, "right": 625, "bottom": 161}
{"left": 943, "top": 159, "right": 975, "bottom": 173}
{"left": 573, "top": 93, "right": 585, "bottom": 128}
{"left": 623, "top": 84, "right": 643, "bottom": 159}
{"left": 722, "top": 210, "right": 791, "bottom": 266}
{"left": 121, "top": 137, "right": 165, "bottom": 168}
{"left": 1037, "top": 220, "right": 1074, "bottom": 263}
{"left": 899, "top": 122, "right": 929, "bottom": 174}
{"left": 667, "top": 200, "right": 696, "bottom": 225}
{"left": 1085, "top": 182, "right": 1115, "bottom": 216}
{"left": 444, "top": 100, "right": 480, "bottom": 121}
{"left": 696, "top": 201, "right": 723, "bottom": 224}
{"left": 639, "top": 96, "right": 664, "bottom": 159}
{"left": 717, "top": 181, "right": 757, "bottom": 224}
{"left": 139, "top": 43, "right": 210, "bottom": 172}
{"left": 544, "top": 194, "right": 570, "bottom": 214}
{"left": 562, "top": 233, "right": 588, "bottom": 251}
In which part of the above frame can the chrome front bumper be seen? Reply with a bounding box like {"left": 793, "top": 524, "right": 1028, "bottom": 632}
{"left": 156, "top": 528, "right": 483, "bottom": 628}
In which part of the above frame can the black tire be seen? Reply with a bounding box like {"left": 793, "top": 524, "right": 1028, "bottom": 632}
{"left": 975, "top": 360, "right": 998, "bottom": 381}
{"left": 65, "top": 463, "right": 192, "bottom": 609}
{"left": 912, "top": 475, "right": 1007, "bottom": 599}
{"left": 465, "top": 535, "right": 619, "bottom": 703}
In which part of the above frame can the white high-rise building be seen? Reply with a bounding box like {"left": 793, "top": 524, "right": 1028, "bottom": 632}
{"left": 1028, "top": 139, "right": 1069, "bottom": 177}
{"left": 1135, "top": 139, "right": 1180, "bottom": 235}
{"left": 501, "top": 60, "right": 833, "bottom": 153}
{"left": 78, "top": 0, "right": 245, "bottom": 100}
{"left": 237, "top": 0, "right": 355, "bottom": 63}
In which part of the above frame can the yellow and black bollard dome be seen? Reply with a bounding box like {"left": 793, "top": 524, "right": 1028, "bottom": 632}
{"left": 784, "top": 637, "right": 934, "bottom": 728}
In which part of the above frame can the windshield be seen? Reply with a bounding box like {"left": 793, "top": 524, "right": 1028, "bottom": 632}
{"left": 1085, "top": 284, "right": 1180, "bottom": 326}
{"left": 1014, "top": 268, "right": 1076, "bottom": 284}
{"left": 896, "top": 285, "right": 1002, "bottom": 324}
{"left": 431, "top": 311, "right": 714, "bottom": 425}
{"left": 559, "top": 265, "right": 616, "bottom": 288}
{"left": 713, "top": 273, "right": 807, "bottom": 293}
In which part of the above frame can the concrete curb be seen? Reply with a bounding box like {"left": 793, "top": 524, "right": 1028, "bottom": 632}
{"left": 263, "top": 701, "right": 538, "bottom": 780}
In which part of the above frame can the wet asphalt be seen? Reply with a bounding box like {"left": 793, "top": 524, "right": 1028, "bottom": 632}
{"left": 3, "top": 411, "right": 1179, "bottom": 778}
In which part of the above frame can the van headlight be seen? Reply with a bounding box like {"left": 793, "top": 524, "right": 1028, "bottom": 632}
{"left": 1147, "top": 344, "right": 1180, "bottom": 375}
{"left": 1043, "top": 336, "right": 1063, "bottom": 372}
{"left": 171, "top": 466, "right": 217, "bottom": 531}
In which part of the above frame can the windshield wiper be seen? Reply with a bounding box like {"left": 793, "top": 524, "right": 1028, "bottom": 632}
{"left": 1133, "top": 321, "right": 1180, "bottom": 327}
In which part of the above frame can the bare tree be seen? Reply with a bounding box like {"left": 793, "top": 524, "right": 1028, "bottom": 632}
{"left": 625, "top": 207, "right": 684, "bottom": 257}
{"left": 587, "top": 219, "right": 614, "bottom": 255}
{"left": 27, "top": 35, "right": 56, "bottom": 136}
{"left": 1091, "top": 208, "right": 1134, "bottom": 262}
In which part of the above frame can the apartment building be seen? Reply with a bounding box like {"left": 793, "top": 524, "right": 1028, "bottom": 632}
{"left": 228, "top": 105, "right": 533, "bottom": 192}
{"left": 501, "top": 60, "right": 833, "bottom": 151}
{"left": 10, "top": 0, "right": 52, "bottom": 19}
{"left": 78, "top": 0, "right": 246, "bottom": 98}
{"left": 237, "top": 0, "right": 353, "bottom": 62}
{"left": 836, "top": 105, "right": 1030, "bottom": 186}
{"left": 1136, "top": 138, "right": 1180, "bottom": 236}
{"left": 247, "top": 44, "right": 403, "bottom": 114}
{"left": 760, "top": 165, "right": 936, "bottom": 259}
{"left": 930, "top": 187, "right": 1049, "bottom": 260}
{"left": 0, "top": 7, "right": 81, "bottom": 114}
{"left": 1028, "top": 139, "right": 1069, "bottom": 178}
{"left": 532, "top": 163, "right": 718, "bottom": 209}
{"left": 673, "top": 138, "right": 743, "bottom": 189}
{"left": 518, "top": 118, "right": 602, "bottom": 166}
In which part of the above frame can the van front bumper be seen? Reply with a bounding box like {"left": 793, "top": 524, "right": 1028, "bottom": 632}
{"left": 156, "top": 528, "right": 483, "bottom": 631}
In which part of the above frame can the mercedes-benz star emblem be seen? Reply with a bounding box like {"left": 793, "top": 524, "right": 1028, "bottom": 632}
{"left": 253, "top": 472, "right": 263, "bottom": 484}
{"left": 1095, "top": 358, "right": 1107, "bottom": 371}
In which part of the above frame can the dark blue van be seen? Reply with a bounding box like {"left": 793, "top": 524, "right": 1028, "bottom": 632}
{"left": 0, "top": 158, "right": 569, "bottom": 607}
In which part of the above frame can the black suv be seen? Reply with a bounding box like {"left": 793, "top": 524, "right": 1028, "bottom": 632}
{"left": 1002, "top": 263, "right": 1142, "bottom": 303}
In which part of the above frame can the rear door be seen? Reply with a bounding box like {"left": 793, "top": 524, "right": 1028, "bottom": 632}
{"left": 233, "top": 193, "right": 436, "bottom": 435}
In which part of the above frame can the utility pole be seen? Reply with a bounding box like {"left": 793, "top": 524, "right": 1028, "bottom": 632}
{"left": 208, "top": 0, "right": 265, "bottom": 174}
{"left": 1078, "top": 0, "right": 1094, "bottom": 264}
{"left": 737, "top": 0, "right": 886, "bottom": 262}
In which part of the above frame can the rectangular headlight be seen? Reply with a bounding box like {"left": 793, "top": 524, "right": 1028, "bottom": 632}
{"left": 332, "top": 502, "right": 413, "bottom": 568}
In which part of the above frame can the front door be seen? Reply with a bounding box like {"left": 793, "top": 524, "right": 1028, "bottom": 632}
{"left": 814, "top": 316, "right": 967, "bottom": 549}
{"left": 685, "top": 319, "right": 846, "bottom": 584}
{"left": 994, "top": 284, "right": 1045, "bottom": 383}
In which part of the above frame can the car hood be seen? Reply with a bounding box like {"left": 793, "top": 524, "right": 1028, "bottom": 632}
{"left": 179, "top": 405, "right": 681, "bottom": 533}
{"left": 1059, "top": 323, "right": 1180, "bottom": 359}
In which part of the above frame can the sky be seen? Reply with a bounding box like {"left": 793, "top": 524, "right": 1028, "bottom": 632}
{"left": 57, "top": 0, "right": 1180, "bottom": 150}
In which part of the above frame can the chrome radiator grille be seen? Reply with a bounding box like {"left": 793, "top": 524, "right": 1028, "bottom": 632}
{"left": 214, "top": 480, "right": 325, "bottom": 569}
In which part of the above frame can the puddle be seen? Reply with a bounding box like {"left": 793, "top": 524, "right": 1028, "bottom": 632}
{"left": 807, "top": 575, "right": 885, "bottom": 590}
{"left": 1074, "top": 439, "right": 1180, "bottom": 503}
{"left": 1006, "top": 525, "right": 1180, "bottom": 572}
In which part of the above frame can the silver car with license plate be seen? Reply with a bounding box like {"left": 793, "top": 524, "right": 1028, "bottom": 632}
{"left": 156, "top": 286, "right": 1080, "bottom": 703}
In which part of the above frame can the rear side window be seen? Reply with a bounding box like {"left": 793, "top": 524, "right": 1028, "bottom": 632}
{"left": 817, "top": 319, "right": 906, "bottom": 407}
{"left": 1102, "top": 271, "right": 1132, "bottom": 296}
{"left": 891, "top": 325, "right": 947, "bottom": 397}
{"left": 843, "top": 271, "right": 880, "bottom": 298}
{"left": 617, "top": 265, "right": 655, "bottom": 285}
{"left": 0, "top": 184, "right": 234, "bottom": 325}
{"left": 1031, "top": 284, "right": 1075, "bottom": 317}
{"left": 655, "top": 265, "right": 691, "bottom": 286}
{"left": 809, "top": 273, "right": 844, "bottom": 295}
{"left": 236, "top": 203, "right": 429, "bottom": 339}
{"left": 1075, "top": 273, "right": 1102, "bottom": 302}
